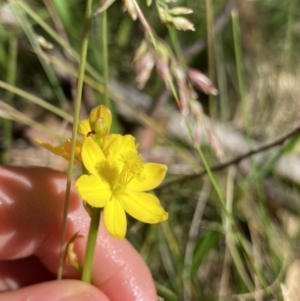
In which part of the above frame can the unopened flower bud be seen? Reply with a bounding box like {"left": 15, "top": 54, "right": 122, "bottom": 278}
{"left": 178, "top": 87, "right": 189, "bottom": 116}
{"left": 37, "top": 35, "right": 53, "bottom": 50}
{"left": 122, "top": 0, "right": 138, "bottom": 20}
{"left": 172, "top": 63, "right": 186, "bottom": 87}
{"left": 155, "top": 44, "right": 172, "bottom": 88}
{"left": 135, "top": 52, "right": 155, "bottom": 89}
{"left": 89, "top": 105, "right": 112, "bottom": 135}
{"left": 207, "top": 127, "right": 224, "bottom": 160}
{"left": 132, "top": 40, "right": 148, "bottom": 63}
{"left": 190, "top": 99, "right": 204, "bottom": 121}
{"left": 146, "top": 0, "right": 152, "bottom": 6}
{"left": 94, "top": 118, "right": 110, "bottom": 137}
{"left": 168, "top": 7, "right": 193, "bottom": 15}
{"left": 158, "top": 6, "right": 172, "bottom": 24}
{"left": 172, "top": 17, "right": 195, "bottom": 31}
{"left": 188, "top": 69, "right": 218, "bottom": 95}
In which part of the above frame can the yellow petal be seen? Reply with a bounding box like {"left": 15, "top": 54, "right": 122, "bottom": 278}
{"left": 121, "top": 191, "right": 168, "bottom": 224}
{"left": 35, "top": 138, "right": 64, "bottom": 154}
{"left": 102, "top": 134, "right": 119, "bottom": 154}
{"left": 75, "top": 174, "right": 111, "bottom": 207}
{"left": 103, "top": 197, "right": 127, "bottom": 239}
{"left": 78, "top": 119, "right": 91, "bottom": 136}
{"left": 104, "top": 134, "right": 137, "bottom": 161}
{"left": 35, "top": 138, "right": 74, "bottom": 162}
{"left": 63, "top": 139, "right": 83, "bottom": 164}
{"left": 127, "top": 163, "right": 167, "bottom": 191}
{"left": 82, "top": 137, "right": 105, "bottom": 174}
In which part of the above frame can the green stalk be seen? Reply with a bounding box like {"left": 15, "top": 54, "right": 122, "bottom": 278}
{"left": 232, "top": 10, "right": 257, "bottom": 183}
{"left": 185, "top": 122, "right": 231, "bottom": 219}
{"left": 232, "top": 10, "right": 248, "bottom": 140}
{"left": 285, "top": 0, "right": 296, "bottom": 67}
{"left": 258, "top": 134, "right": 300, "bottom": 180}
{"left": 101, "top": 10, "right": 110, "bottom": 107}
{"left": 166, "top": 25, "right": 229, "bottom": 220}
{"left": 17, "top": 0, "right": 103, "bottom": 84}
{"left": 133, "top": 0, "right": 158, "bottom": 49}
{"left": 11, "top": 1, "right": 69, "bottom": 110}
{"left": 81, "top": 208, "right": 101, "bottom": 283}
{"left": 0, "top": 80, "right": 72, "bottom": 122}
{"left": 168, "top": 26, "right": 185, "bottom": 66}
{"left": 166, "top": 19, "right": 224, "bottom": 212}
{"left": 215, "top": 34, "right": 229, "bottom": 121}
{"left": 197, "top": 147, "right": 228, "bottom": 215}
{"left": 2, "top": 37, "right": 17, "bottom": 164}
{"left": 167, "top": 30, "right": 227, "bottom": 215}
{"left": 57, "top": 0, "right": 93, "bottom": 280}
{"left": 205, "top": 0, "right": 216, "bottom": 117}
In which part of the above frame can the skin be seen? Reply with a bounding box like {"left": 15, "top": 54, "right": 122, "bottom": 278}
{"left": 0, "top": 166, "right": 157, "bottom": 301}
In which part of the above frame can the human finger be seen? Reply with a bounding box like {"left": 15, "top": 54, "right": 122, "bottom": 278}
{"left": 0, "top": 279, "right": 110, "bottom": 301}
{"left": 0, "top": 166, "right": 157, "bottom": 301}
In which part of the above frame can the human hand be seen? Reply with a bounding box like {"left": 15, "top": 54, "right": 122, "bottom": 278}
{"left": 0, "top": 166, "right": 157, "bottom": 301}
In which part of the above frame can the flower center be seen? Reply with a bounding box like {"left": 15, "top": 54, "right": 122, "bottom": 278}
{"left": 113, "top": 150, "right": 144, "bottom": 192}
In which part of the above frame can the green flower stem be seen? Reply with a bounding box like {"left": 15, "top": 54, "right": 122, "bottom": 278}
{"left": 205, "top": 0, "right": 217, "bottom": 117}
{"left": 185, "top": 122, "right": 232, "bottom": 221}
{"left": 57, "top": 0, "right": 93, "bottom": 280}
{"left": 196, "top": 146, "right": 227, "bottom": 213}
{"left": 166, "top": 17, "right": 229, "bottom": 222}
{"left": 82, "top": 208, "right": 101, "bottom": 283}
{"left": 132, "top": 0, "right": 158, "bottom": 49}
{"left": 101, "top": 10, "right": 110, "bottom": 107}
{"left": 167, "top": 26, "right": 185, "bottom": 66}
{"left": 231, "top": 10, "right": 249, "bottom": 141}
{"left": 2, "top": 36, "right": 17, "bottom": 164}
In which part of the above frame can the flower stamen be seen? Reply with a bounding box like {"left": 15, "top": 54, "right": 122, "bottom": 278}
{"left": 117, "top": 151, "right": 144, "bottom": 187}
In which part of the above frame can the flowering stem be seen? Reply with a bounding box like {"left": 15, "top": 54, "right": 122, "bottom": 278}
{"left": 81, "top": 207, "right": 101, "bottom": 283}
{"left": 205, "top": 0, "right": 216, "bottom": 117}
{"left": 131, "top": 0, "right": 158, "bottom": 49}
{"left": 101, "top": 10, "right": 110, "bottom": 107}
{"left": 2, "top": 36, "right": 17, "bottom": 163}
{"left": 168, "top": 27, "right": 185, "bottom": 67}
{"left": 185, "top": 121, "right": 232, "bottom": 222}
{"left": 57, "top": 0, "right": 93, "bottom": 280}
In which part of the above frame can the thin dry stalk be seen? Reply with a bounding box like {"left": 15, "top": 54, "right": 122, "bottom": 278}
{"left": 218, "top": 167, "right": 236, "bottom": 300}
{"left": 183, "top": 178, "right": 211, "bottom": 301}
{"left": 248, "top": 223, "right": 263, "bottom": 301}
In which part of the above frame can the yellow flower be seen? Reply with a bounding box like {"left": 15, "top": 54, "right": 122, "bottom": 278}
{"left": 35, "top": 105, "right": 112, "bottom": 164}
{"left": 76, "top": 135, "right": 168, "bottom": 239}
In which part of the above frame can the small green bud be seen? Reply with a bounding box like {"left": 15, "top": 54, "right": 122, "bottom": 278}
{"left": 89, "top": 105, "right": 112, "bottom": 135}
{"left": 172, "top": 17, "right": 195, "bottom": 31}
{"left": 94, "top": 117, "right": 109, "bottom": 137}
{"left": 168, "top": 7, "right": 193, "bottom": 15}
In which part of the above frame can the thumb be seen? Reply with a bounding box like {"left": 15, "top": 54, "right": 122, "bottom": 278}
{"left": 0, "top": 280, "right": 110, "bottom": 301}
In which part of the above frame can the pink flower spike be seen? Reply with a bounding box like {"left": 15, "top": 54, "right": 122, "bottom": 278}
{"left": 188, "top": 69, "right": 218, "bottom": 96}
